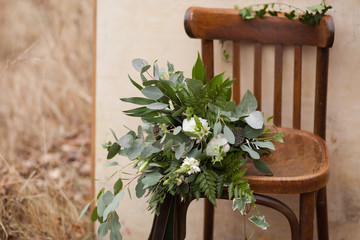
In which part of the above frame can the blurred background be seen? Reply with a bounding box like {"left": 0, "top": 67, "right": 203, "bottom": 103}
{"left": 0, "top": 1, "right": 94, "bottom": 239}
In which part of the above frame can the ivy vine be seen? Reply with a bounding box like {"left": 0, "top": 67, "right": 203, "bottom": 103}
{"left": 220, "top": 1, "right": 332, "bottom": 61}
{"left": 238, "top": 1, "right": 332, "bottom": 25}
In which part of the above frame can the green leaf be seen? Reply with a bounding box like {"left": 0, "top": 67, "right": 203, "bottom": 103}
{"left": 307, "top": 4, "right": 325, "bottom": 12}
{"left": 223, "top": 125, "right": 235, "bottom": 144}
{"left": 126, "top": 140, "right": 145, "bottom": 160}
{"left": 241, "top": 145, "right": 260, "bottom": 159}
{"left": 192, "top": 52, "right": 207, "bottom": 83}
{"left": 167, "top": 61, "right": 174, "bottom": 73}
{"left": 140, "top": 65, "right": 151, "bottom": 74}
{"left": 267, "top": 115, "right": 274, "bottom": 123}
{"left": 209, "top": 72, "right": 224, "bottom": 88}
{"left": 132, "top": 58, "right": 148, "bottom": 72}
{"left": 160, "top": 80, "right": 181, "bottom": 105}
{"left": 91, "top": 206, "right": 98, "bottom": 222}
{"left": 103, "top": 191, "right": 114, "bottom": 205}
{"left": 224, "top": 101, "right": 236, "bottom": 111}
{"left": 147, "top": 102, "right": 168, "bottom": 110}
{"left": 236, "top": 90, "right": 258, "bottom": 115}
{"left": 175, "top": 142, "right": 185, "bottom": 160}
{"left": 245, "top": 111, "right": 264, "bottom": 129}
{"left": 109, "top": 212, "right": 122, "bottom": 240}
{"left": 253, "top": 159, "right": 273, "bottom": 175}
{"left": 253, "top": 141, "right": 275, "bottom": 150}
{"left": 97, "top": 193, "right": 106, "bottom": 217}
{"left": 141, "top": 86, "right": 164, "bottom": 100}
{"left": 135, "top": 179, "right": 146, "bottom": 198}
{"left": 120, "top": 97, "right": 155, "bottom": 105}
{"left": 97, "top": 188, "right": 104, "bottom": 199}
{"left": 104, "top": 161, "right": 119, "bottom": 167}
{"left": 173, "top": 126, "right": 181, "bottom": 135}
{"left": 249, "top": 215, "right": 270, "bottom": 230}
{"left": 117, "top": 134, "right": 133, "bottom": 149}
{"left": 153, "top": 62, "right": 160, "bottom": 80}
{"left": 142, "top": 171, "right": 163, "bottom": 187}
{"left": 244, "top": 124, "right": 265, "bottom": 138}
{"left": 78, "top": 201, "right": 91, "bottom": 221}
{"left": 187, "top": 78, "right": 204, "bottom": 97}
{"left": 103, "top": 191, "right": 125, "bottom": 220}
{"left": 213, "top": 122, "right": 222, "bottom": 137}
{"left": 114, "top": 178, "right": 123, "bottom": 195}
{"left": 273, "top": 131, "right": 284, "bottom": 143}
{"left": 128, "top": 74, "right": 143, "bottom": 90}
{"left": 109, "top": 128, "right": 118, "bottom": 141}
{"left": 232, "top": 197, "right": 251, "bottom": 215}
{"left": 98, "top": 222, "right": 110, "bottom": 238}
{"left": 107, "top": 142, "right": 120, "bottom": 159}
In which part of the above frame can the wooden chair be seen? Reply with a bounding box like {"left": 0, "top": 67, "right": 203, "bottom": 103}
{"left": 149, "top": 7, "right": 334, "bottom": 240}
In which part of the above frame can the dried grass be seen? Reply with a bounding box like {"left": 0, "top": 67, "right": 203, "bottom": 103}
{"left": 0, "top": 0, "right": 94, "bottom": 239}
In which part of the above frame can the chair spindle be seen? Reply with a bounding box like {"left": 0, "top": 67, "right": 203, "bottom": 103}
{"left": 293, "top": 45, "right": 302, "bottom": 129}
{"left": 274, "top": 44, "right": 283, "bottom": 126}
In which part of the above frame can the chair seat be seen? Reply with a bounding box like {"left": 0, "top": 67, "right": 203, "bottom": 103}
{"left": 244, "top": 127, "right": 329, "bottom": 194}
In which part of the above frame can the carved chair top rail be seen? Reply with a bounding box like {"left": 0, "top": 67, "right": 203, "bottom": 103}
{"left": 185, "top": 7, "right": 334, "bottom": 48}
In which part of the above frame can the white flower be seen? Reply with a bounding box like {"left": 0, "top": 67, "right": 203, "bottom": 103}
{"left": 177, "top": 175, "right": 185, "bottom": 186}
{"left": 206, "top": 134, "right": 230, "bottom": 156}
{"left": 180, "top": 157, "right": 201, "bottom": 175}
{"left": 182, "top": 117, "right": 210, "bottom": 140}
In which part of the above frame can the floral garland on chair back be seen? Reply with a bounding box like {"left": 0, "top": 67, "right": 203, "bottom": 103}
{"left": 79, "top": 54, "right": 283, "bottom": 239}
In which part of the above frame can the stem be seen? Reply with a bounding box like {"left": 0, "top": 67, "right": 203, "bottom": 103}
{"left": 244, "top": 214, "right": 248, "bottom": 240}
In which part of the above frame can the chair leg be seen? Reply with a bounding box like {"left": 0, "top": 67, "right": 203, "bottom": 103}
{"left": 203, "top": 199, "right": 214, "bottom": 240}
{"left": 300, "top": 192, "right": 315, "bottom": 240}
{"left": 316, "top": 187, "right": 329, "bottom": 240}
{"left": 174, "top": 197, "right": 192, "bottom": 240}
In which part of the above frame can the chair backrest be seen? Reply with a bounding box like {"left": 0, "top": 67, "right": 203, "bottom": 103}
{"left": 184, "top": 7, "right": 334, "bottom": 139}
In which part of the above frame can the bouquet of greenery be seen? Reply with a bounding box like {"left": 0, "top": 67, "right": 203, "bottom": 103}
{"left": 79, "top": 54, "right": 283, "bottom": 239}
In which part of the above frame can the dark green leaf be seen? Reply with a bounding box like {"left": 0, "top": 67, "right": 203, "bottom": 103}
{"left": 141, "top": 65, "right": 151, "bottom": 74}
{"left": 135, "top": 179, "right": 146, "bottom": 198}
{"left": 114, "top": 178, "right": 123, "bottom": 195}
{"left": 172, "top": 106, "right": 186, "bottom": 117}
{"left": 244, "top": 124, "right": 265, "bottom": 138}
{"left": 167, "top": 61, "right": 174, "bottom": 73}
{"left": 91, "top": 206, "right": 98, "bottom": 222}
{"left": 107, "top": 142, "right": 120, "bottom": 159}
{"left": 97, "top": 188, "right": 104, "bottom": 199}
{"left": 128, "top": 74, "right": 143, "bottom": 90}
{"left": 253, "top": 159, "right": 273, "bottom": 175}
{"left": 160, "top": 80, "right": 181, "bottom": 105}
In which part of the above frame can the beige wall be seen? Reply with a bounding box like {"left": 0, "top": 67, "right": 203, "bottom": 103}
{"left": 95, "top": 0, "right": 360, "bottom": 239}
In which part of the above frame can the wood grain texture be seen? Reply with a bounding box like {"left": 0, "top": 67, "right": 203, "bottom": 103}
{"left": 254, "top": 43, "right": 262, "bottom": 110}
{"left": 293, "top": 45, "right": 302, "bottom": 129}
{"left": 274, "top": 44, "right": 283, "bottom": 126}
{"left": 232, "top": 41, "right": 241, "bottom": 104}
{"left": 185, "top": 7, "right": 334, "bottom": 47}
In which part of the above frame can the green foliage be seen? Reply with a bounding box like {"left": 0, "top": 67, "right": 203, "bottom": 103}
{"left": 84, "top": 55, "right": 284, "bottom": 239}
{"left": 237, "top": 2, "right": 332, "bottom": 26}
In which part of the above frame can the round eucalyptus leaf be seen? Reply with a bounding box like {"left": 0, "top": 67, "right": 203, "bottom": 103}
{"left": 132, "top": 58, "right": 149, "bottom": 72}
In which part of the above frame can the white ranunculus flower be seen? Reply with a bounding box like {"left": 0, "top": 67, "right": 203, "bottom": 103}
{"left": 181, "top": 157, "right": 201, "bottom": 175}
{"left": 182, "top": 117, "right": 210, "bottom": 140}
{"left": 206, "top": 133, "right": 230, "bottom": 156}
{"left": 182, "top": 118, "right": 197, "bottom": 133}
